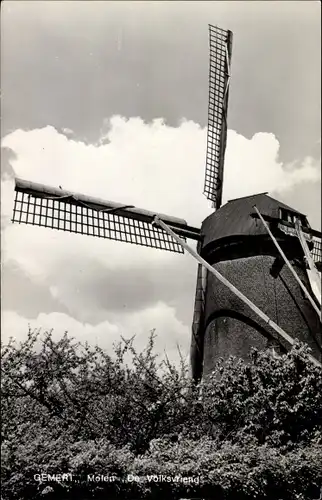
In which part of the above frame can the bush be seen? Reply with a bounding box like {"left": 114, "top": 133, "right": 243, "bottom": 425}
{"left": 1, "top": 329, "right": 322, "bottom": 499}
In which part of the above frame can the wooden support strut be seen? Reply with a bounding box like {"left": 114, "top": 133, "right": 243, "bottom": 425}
{"left": 153, "top": 215, "right": 322, "bottom": 369}
{"left": 253, "top": 206, "right": 321, "bottom": 321}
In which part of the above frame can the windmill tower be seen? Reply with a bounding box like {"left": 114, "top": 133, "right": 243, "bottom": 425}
{"left": 11, "top": 25, "right": 322, "bottom": 379}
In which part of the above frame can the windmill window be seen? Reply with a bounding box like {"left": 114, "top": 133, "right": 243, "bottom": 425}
{"left": 300, "top": 216, "right": 309, "bottom": 228}
{"left": 279, "top": 208, "right": 309, "bottom": 228}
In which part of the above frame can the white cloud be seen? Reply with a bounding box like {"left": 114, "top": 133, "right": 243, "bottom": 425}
{"left": 1, "top": 303, "right": 190, "bottom": 365}
{"left": 2, "top": 119, "right": 320, "bottom": 228}
{"left": 1, "top": 117, "right": 321, "bottom": 356}
{"left": 224, "top": 131, "right": 320, "bottom": 201}
{"left": 61, "top": 127, "right": 74, "bottom": 136}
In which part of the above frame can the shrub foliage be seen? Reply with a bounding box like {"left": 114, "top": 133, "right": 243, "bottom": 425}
{"left": 1, "top": 329, "right": 322, "bottom": 499}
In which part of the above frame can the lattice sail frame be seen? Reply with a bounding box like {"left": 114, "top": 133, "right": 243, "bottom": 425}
{"left": 192, "top": 263, "right": 207, "bottom": 337}
{"left": 311, "top": 236, "right": 322, "bottom": 264}
{"left": 11, "top": 179, "right": 202, "bottom": 254}
{"left": 204, "top": 24, "right": 233, "bottom": 209}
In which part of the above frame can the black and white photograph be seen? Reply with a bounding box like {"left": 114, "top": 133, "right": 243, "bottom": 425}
{"left": 1, "top": 1, "right": 321, "bottom": 499}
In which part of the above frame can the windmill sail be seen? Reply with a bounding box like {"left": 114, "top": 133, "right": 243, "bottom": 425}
{"left": 191, "top": 263, "right": 207, "bottom": 380}
{"left": 204, "top": 24, "right": 233, "bottom": 209}
{"left": 12, "top": 178, "right": 200, "bottom": 253}
{"left": 312, "top": 236, "right": 322, "bottom": 266}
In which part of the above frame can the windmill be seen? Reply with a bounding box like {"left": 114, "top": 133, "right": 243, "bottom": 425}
{"left": 10, "top": 25, "right": 322, "bottom": 379}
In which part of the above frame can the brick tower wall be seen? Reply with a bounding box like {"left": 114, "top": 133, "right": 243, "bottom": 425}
{"left": 202, "top": 254, "right": 321, "bottom": 377}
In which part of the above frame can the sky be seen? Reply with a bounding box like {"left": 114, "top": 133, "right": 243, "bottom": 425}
{"left": 1, "top": 1, "right": 321, "bottom": 364}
